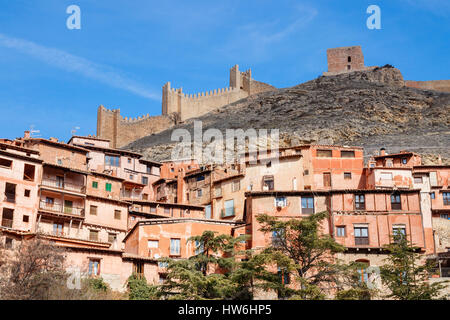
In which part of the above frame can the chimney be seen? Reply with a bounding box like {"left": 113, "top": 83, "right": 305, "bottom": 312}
{"left": 24, "top": 131, "right": 30, "bottom": 139}
{"left": 380, "top": 148, "right": 386, "bottom": 156}
{"left": 438, "top": 155, "right": 442, "bottom": 165}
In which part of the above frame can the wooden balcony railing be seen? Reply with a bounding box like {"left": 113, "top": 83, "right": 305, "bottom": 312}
{"left": 41, "top": 178, "right": 85, "bottom": 193}
{"left": 1, "top": 218, "right": 13, "bottom": 228}
{"left": 39, "top": 201, "right": 84, "bottom": 216}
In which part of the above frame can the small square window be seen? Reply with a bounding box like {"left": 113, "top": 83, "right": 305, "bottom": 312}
{"left": 23, "top": 215, "right": 29, "bottom": 223}
{"left": 344, "top": 172, "right": 352, "bottom": 180}
{"left": 114, "top": 210, "right": 121, "bottom": 220}
{"left": 90, "top": 205, "right": 98, "bottom": 216}
{"left": 336, "top": 226, "right": 346, "bottom": 237}
{"left": 128, "top": 158, "right": 131, "bottom": 163}
{"left": 108, "top": 233, "right": 117, "bottom": 243}
{"left": 92, "top": 181, "right": 98, "bottom": 189}
{"left": 402, "top": 158, "right": 407, "bottom": 164}
{"left": 24, "top": 189, "right": 30, "bottom": 197}
{"left": 89, "top": 230, "right": 99, "bottom": 241}
{"left": 430, "top": 192, "right": 435, "bottom": 199}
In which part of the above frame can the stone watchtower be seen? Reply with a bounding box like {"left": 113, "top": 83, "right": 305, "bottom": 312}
{"left": 324, "top": 46, "right": 371, "bottom": 75}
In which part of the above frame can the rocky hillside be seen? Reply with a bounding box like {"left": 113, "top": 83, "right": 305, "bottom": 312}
{"left": 124, "top": 66, "right": 450, "bottom": 164}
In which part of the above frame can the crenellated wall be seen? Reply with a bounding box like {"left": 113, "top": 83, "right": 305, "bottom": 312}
{"left": 96, "top": 106, "right": 175, "bottom": 148}
{"left": 97, "top": 64, "right": 275, "bottom": 147}
{"left": 162, "top": 65, "right": 275, "bottom": 121}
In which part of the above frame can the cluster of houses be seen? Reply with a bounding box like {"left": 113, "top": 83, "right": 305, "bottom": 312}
{"left": 0, "top": 131, "right": 449, "bottom": 292}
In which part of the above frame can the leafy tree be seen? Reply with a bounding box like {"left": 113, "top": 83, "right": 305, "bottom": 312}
{"left": 380, "top": 235, "right": 448, "bottom": 300}
{"left": 156, "top": 231, "right": 246, "bottom": 299}
{"left": 127, "top": 273, "right": 157, "bottom": 300}
{"left": 256, "top": 211, "right": 347, "bottom": 299}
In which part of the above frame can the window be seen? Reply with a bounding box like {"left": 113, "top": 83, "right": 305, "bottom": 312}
{"left": 114, "top": 210, "right": 121, "bottom": 220}
{"left": 336, "top": 226, "right": 346, "bottom": 237}
{"left": 440, "top": 214, "right": 449, "bottom": 220}
{"left": 304, "top": 169, "right": 309, "bottom": 176}
{"left": 430, "top": 192, "right": 435, "bottom": 200}
{"left": 272, "top": 229, "right": 284, "bottom": 247}
{"left": 341, "top": 150, "right": 355, "bottom": 158}
{"left": 275, "top": 197, "right": 287, "bottom": 208}
{"left": 56, "top": 176, "right": 64, "bottom": 188}
{"left": 354, "top": 226, "right": 369, "bottom": 245}
{"left": 323, "top": 172, "right": 331, "bottom": 187}
{"left": 232, "top": 180, "right": 240, "bottom": 192}
{"left": 127, "top": 158, "right": 131, "bottom": 164}
{"left": 414, "top": 176, "right": 423, "bottom": 184}
{"left": 197, "top": 188, "right": 203, "bottom": 197}
{"left": 108, "top": 233, "right": 117, "bottom": 243}
{"left": 278, "top": 268, "right": 290, "bottom": 285}
{"left": 195, "top": 240, "right": 204, "bottom": 255}
{"left": 355, "top": 194, "right": 365, "bottom": 210}
{"left": 391, "top": 194, "right": 402, "bottom": 210}
{"left": 205, "top": 205, "right": 211, "bottom": 219}
{"left": 347, "top": 56, "right": 351, "bottom": 62}
{"left": 164, "top": 207, "right": 170, "bottom": 214}
{"left": 170, "top": 238, "right": 181, "bottom": 256}
{"left": 0, "top": 157, "right": 12, "bottom": 168}
{"left": 292, "top": 177, "right": 297, "bottom": 190}
{"left": 105, "top": 183, "right": 112, "bottom": 192}
{"left": 129, "top": 174, "right": 134, "bottom": 180}
{"left": 1, "top": 208, "right": 14, "bottom": 228}
{"left": 142, "top": 176, "right": 148, "bottom": 185}
{"left": 24, "top": 189, "right": 30, "bottom": 197}
{"left": 89, "top": 230, "right": 99, "bottom": 241}
{"left": 392, "top": 225, "right": 406, "bottom": 243}
{"left": 150, "top": 206, "right": 156, "bottom": 213}
{"left": 23, "top": 215, "right": 29, "bottom": 223}
{"left": 133, "top": 262, "right": 144, "bottom": 276}
{"left": 215, "top": 187, "right": 222, "bottom": 197}
{"left": 223, "top": 199, "right": 235, "bottom": 217}
{"left": 262, "top": 175, "right": 274, "bottom": 191}
{"left": 317, "top": 149, "right": 332, "bottom": 157}
{"left": 430, "top": 172, "right": 438, "bottom": 186}
{"left": 301, "top": 197, "right": 314, "bottom": 214}
{"left": 356, "top": 260, "right": 370, "bottom": 283}
{"left": 46, "top": 197, "right": 54, "bottom": 205}
{"left": 344, "top": 172, "right": 352, "bottom": 180}
{"left": 402, "top": 158, "right": 407, "bottom": 164}
{"left": 5, "top": 237, "right": 13, "bottom": 249}
{"left": 5, "top": 183, "right": 16, "bottom": 203}
{"left": 88, "top": 259, "right": 100, "bottom": 276}
{"left": 92, "top": 181, "right": 98, "bottom": 189}
{"left": 170, "top": 168, "right": 174, "bottom": 173}
{"left": 105, "top": 155, "right": 119, "bottom": 167}
{"left": 142, "top": 193, "right": 148, "bottom": 200}
{"left": 57, "top": 159, "right": 63, "bottom": 165}
{"left": 146, "top": 166, "right": 152, "bottom": 174}
{"left": 347, "top": 65, "right": 351, "bottom": 70}
{"left": 23, "top": 164, "right": 35, "bottom": 181}
{"left": 148, "top": 240, "right": 159, "bottom": 248}
{"left": 53, "top": 222, "right": 63, "bottom": 236}
{"left": 64, "top": 200, "right": 73, "bottom": 214}
{"left": 443, "top": 193, "right": 450, "bottom": 206}
{"left": 196, "top": 175, "right": 205, "bottom": 182}
{"left": 90, "top": 205, "right": 98, "bottom": 215}
{"left": 266, "top": 161, "right": 271, "bottom": 168}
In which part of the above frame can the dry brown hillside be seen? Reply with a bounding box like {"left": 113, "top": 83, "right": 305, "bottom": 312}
{"left": 124, "top": 66, "right": 450, "bottom": 164}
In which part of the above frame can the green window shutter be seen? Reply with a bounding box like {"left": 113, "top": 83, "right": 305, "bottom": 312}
{"left": 106, "top": 183, "right": 112, "bottom": 192}
{"left": 92, "top": 181, "right": 98, "bottom": 189}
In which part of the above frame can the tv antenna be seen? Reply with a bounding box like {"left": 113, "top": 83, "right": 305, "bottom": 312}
{"left": 71, "top": 126, "right": 80, "bottom": 136}
{"left": 29, "top": 124, "right": 41, "bottom": 138}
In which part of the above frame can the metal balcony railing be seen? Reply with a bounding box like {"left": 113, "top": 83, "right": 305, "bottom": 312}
{"left": 41, "top": 178, "right": 85, "bottom": 193}
{"left": 355, "top": 237, "right": 370, "bottom": 246}
{"left": 39, "top": 201, "right": 84, "bottom": 216}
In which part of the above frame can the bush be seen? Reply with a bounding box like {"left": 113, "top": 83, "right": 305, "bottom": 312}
{"left": 127, "top": 273, "right": 157, "bottom": 300}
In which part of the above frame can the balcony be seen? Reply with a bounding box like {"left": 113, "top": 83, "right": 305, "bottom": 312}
{"left": 355, "top": 237, "right": 370, "bottom": 246}
{"left": 1, "top": 218, "right": 13, "bottom": 229}
{"left": 41, "top": 178, "right": 85, "bottom": 194}
{"left": 121, "top": 189, "right": 143, "bottom": 200}
{"left": 39, "top": 201, "right": 84, "bottom": 216}
{"left": 4, "top": 192, "right": 15, "bottom": 203}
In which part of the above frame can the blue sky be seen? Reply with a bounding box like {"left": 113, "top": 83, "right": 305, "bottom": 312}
{"left": 0, "top": 0, "right": 448, "bottom": 142}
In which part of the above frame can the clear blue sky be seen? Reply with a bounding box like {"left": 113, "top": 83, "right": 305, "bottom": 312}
{"left": 0, "top": 0, "right": 448, "bottom": 142}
